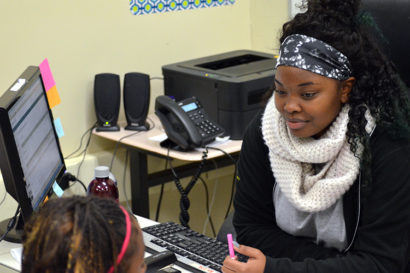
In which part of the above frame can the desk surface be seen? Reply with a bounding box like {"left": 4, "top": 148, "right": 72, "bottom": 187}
{"left": 0, "top": 216, "right": 194, "bottom": 273}
{"left": 93, "top": 114, "right": 242, "bottom": 162}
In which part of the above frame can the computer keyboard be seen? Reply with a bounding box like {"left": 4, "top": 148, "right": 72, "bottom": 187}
{"left": 143, "top": 222, "right": 248, "bottom": 273}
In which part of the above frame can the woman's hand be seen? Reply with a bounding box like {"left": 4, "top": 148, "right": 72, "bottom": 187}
{"left": 221, "top": 244, "right": 266, "bottom": 273}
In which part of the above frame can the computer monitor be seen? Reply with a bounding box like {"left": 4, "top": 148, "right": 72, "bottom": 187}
{"left": 0, "top": 66, "right": 66, "bottom": 242}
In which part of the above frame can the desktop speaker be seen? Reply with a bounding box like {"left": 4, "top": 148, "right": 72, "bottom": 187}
{"left": 94, "top": 73, "right": 121, "bottom": 132}
{"left": 123, "top": 72, "right": 150, "bottom": 131}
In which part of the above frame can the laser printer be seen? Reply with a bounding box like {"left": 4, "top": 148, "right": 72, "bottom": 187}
{"left": 162, "top": 50, "right": 276, "bottom": 140}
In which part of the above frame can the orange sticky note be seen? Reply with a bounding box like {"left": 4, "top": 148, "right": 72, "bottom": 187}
{"left": 46, "top": 85, "right": 61, "bottom": 109}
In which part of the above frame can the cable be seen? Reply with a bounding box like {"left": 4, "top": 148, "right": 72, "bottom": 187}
{"left": 166, "top": 147, "right": 187, "bottom": 223}
{"left": 0, "top": 206, "right": 20, "bottom": 242}
{"left": 109, "top": 132, "right": 140, "bottom": 171}
{"left": 208, "top": 178, "right": 218, "bottom": 235}
{"left": 181, "top": 149, "right": 208, "bottom": 227}
{"left": 74, "top": 178, "right": 87, "bottom": 193}
{"left": 108, "top": 116, "right": 155, "bottom": 172}
{"left": 146, "top": 116, "right": 155, "bottom": 130}
{"left": 198, "top": 176, "right": 216, "bottom": 237}
{"left": 205, "top": 146, "right": 236, "bottom": 163}
{"left": 109, "top": 119, "right": 155, "bottom": 211}
{"left": 61, "top": 172, "right": 87, "bottom": 193}
{"left": 76, "top": 125, "right": 94, "bottom": 179}
{"left": 167, "top": 146, "right": 208, "bottom": 228}
{"left": 109, "top": 131, "right": 141, "bottom": 171}
{"left": 64, "top": 123, "right": 97, "bottom": 159}
{"left": 205, "top": 146, "right": 238, "bottom": 219}
{"left": 202, "top": 159, "right": 219, "bottom": 235}
{"left": 155, "top": 159, "right": 168, "bottom": 222}
{"left": 122, "top": 150, "right": 132, "bottom": 213}
{"left": 155, "top": 184, "right": 165, "bottom": 222}
{"left": 225, "top": 166, "right": 237, "bottom": 219}
{"left": 0, "top": 189, "right": 7, "bottom": 207}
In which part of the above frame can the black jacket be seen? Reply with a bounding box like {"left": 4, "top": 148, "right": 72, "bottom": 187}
{"left": 233, "top": 112, "right": 410, "bottom": 273}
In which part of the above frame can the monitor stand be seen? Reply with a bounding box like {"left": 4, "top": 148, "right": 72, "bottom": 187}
{"left": 0, "top": 216, "right": 23, "bottom": 243}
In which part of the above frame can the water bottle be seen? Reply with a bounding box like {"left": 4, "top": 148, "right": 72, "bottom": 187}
{"left": 87, "top": 166, "right": 119, "bottom": 202}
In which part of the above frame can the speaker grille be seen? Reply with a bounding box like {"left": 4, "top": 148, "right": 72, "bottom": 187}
{"left": 123, "top": 72, "right": 150, "bottom": 126}
{"left": 94, "top": 73, "right": 121, "bottom": 126}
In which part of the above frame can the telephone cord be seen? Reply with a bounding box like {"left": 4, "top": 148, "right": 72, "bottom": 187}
{"left": 167, "top": 147, "right": 208, "bottom": 228}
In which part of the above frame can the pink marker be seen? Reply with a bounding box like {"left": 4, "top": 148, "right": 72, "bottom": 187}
{"left": 227, "top": 233, "right": 235, "bottom": 259}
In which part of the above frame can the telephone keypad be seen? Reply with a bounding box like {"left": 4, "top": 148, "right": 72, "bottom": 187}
{"left": 188, "top": 111, "right": 222, "bottom": 139}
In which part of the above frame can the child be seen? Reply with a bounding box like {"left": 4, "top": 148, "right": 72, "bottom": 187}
{"left": 22, "top": 195, "right": 146, "bottom": 273}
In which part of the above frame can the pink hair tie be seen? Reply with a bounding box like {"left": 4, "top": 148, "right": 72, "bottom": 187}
{"left": 107, "top": 206, "right": 132, "bottom": 273}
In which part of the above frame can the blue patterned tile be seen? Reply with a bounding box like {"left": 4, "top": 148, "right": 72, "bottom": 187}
{"left": 130, "top": 0, "right": 235, "bottom": 15}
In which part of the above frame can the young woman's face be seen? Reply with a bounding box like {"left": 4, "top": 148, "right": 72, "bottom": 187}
{"left": 274, "top": 66, "right": 352, "bottom": 138}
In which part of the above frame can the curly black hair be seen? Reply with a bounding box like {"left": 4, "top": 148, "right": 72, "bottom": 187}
{"left": 22, "top": 196, "right": 141, "bottom": 273}
{"left": 280, "top": 0, "right": 410, "bottom": 192}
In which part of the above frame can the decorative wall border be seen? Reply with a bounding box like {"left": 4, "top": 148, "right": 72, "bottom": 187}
{"left": 130, "top": 0, "right": 236, "bottom": 15}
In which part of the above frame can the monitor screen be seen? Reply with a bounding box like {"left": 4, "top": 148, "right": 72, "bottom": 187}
{"left": 0, "top": 66, "right": 66, "bottom": 241}
{"left": 9, "top": 75, "right": 64, "bottom": 209}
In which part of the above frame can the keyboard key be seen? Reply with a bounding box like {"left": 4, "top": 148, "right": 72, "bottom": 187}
{"left": 143, "top": 222, "right": 249, "bottom": 273}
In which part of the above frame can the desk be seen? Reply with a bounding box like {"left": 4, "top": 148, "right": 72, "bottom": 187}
{"left": 0, "top": 240, "right": 20, "bottom": 273}
{"left": 93, "top": 114, "right": 242, "bottom": 218}
{"left": 0, "top": 216, "right": 192, "bottom": 273}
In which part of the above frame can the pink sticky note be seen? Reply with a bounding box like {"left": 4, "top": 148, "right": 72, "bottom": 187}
{"left": 39, "top": 58, "right": 56, "bottom": 91}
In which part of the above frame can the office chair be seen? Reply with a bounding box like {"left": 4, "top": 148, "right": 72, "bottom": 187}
{"left": 217, "top": 212, "right": 236, "bottom": 243}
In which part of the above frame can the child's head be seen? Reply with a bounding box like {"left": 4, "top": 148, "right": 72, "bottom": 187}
{"left": 22, "top": 195, "right": 146, "bottom": 273}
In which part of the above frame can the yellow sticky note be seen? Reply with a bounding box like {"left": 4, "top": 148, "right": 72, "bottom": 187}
{"left": 46, "top": 85, "right": 61, "bottom": 109}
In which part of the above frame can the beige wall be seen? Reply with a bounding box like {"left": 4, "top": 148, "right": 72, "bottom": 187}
{"left": 0, "top": 0, "right": 288, "bottom": 235}
{"left": 0, "top": 0, "right": 251, "bottom": 154}
{"left": 250, "top": 0, "right": 289, "bottom": 53}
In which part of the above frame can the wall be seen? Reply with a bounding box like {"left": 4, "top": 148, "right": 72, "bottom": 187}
{"left": 0, "top": 0, "right": 254, "bottom": 155}
{"left": 0, "top": 0, "right": 288, "bottom": 236}
{"left": 250, "top": 0, "right": 289, "bottom": 53}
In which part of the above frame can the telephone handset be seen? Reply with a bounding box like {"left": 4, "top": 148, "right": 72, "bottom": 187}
{"left": 155, "top": 96, "right": 225, "bottom": 150}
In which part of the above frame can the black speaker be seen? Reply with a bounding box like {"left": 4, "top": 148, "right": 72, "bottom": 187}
{"left": 94, "top": 73, "right": 121, "bottom": 132}
{"left": 123, "top": 72, "right": 150, "bottom": 131}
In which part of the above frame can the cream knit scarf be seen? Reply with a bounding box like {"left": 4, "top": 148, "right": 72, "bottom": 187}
{"left": 262, "top": 97, "right": 375, "bottom": 212}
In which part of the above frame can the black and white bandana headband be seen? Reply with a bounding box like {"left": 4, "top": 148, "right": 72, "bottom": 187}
{"left": 276, "top": 34, "right": 352, "bottom": 81}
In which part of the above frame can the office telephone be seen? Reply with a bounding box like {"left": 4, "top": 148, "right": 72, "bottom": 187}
{"left": 155, "top": 96, "right": 225, "bottom": 150}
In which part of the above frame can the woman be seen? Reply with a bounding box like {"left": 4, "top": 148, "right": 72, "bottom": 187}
{"left": 22, "top": 195, "right": 146, "bottom": 273}
{"left": 222, "top": 0, "right": 410, "bottom": 272}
